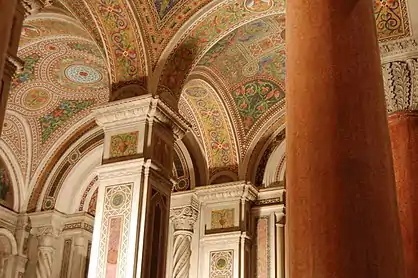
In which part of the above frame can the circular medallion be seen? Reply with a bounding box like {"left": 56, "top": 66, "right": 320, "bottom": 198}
{"left": 111, "top": 193, "right": 125, "bottom": 208}
{"left": 64, "top": 65, "right": 102, "bottom": 84}
{"left": 2, "top": 119, "right": 12, "bottom": 133}
{"left": 44, "top": 197, "right": 55, "bottom": 210}
{"left": 23, "top": 89, "right": 51, "bottom": 110}
{"left": 244, "top": 0, "right": 273, "bottom": 12}
{"left": 216, "top": 258, "right": 227, "bottom": 270}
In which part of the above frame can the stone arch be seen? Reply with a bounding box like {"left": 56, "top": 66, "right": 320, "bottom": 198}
{"left": 0, "top": 228, "right": 18, "bottom": 278}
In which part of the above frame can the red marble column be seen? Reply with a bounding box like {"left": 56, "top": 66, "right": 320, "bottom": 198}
{"left": 389, "top": 111, "right": 418, "bottom": 278}
{"left": 286, "top": 0, "right": 405, "bottom": 277}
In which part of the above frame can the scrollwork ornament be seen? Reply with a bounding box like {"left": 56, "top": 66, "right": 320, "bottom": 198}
{"left": 170, "top": 205, "right": 199, "bottom": 232}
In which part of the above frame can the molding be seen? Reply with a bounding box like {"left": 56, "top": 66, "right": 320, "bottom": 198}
{"left": 93, "top": 95, "right": 191, "bottom": 140}
{"left": 195, "top": 181, "right": 258, "bottom": 202}
{"left": 380, "top": 37, "right": 418, "bottom": 63}
{"left": 383, "top": 58, "right": 418, "bottom": 113}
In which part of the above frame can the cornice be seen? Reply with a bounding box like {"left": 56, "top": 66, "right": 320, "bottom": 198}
{"left": 195, "top": 181, "right": 258, "bottom": 202}
{"left": 20, "top": 0, "right": 52, "bottom": 16}
{"left": 93, "top": 95, "right": 190, "bottom": 139}
{"left": 380, "top": 37, "right": 418, "bottom": 63}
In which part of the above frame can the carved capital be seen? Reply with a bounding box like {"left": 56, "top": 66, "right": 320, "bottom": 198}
{"left": 383, "top": 58, "right": 418, "bottom": 113}
{"left": 170, "top": 200, "right": 199, "bottom": 231}
{"left": 380, "top": 37, "right": 418, "bottom": 61}
{"left": 4, "top": 53, "right": 23, "bottom": 78}
{"left": 20, "top": 0, "right": 52, "bottom": 16}
{"left": 35, "top": 225, "right": 61, "bottom": 240}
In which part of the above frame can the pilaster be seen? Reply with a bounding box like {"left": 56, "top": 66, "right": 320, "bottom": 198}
{"left": 89, "top": 94, "right": 189, "bottom": 278}
{"left": 195, "top": 182, "right": 257, "bottom": 278}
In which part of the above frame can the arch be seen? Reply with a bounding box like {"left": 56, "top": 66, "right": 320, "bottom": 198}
{"left": 0, "top": 229, "right": 18, "bottom": 255}
{"left": 263, "top": 139, "right": 286, "bottom": 187}
{"left": 182, "top": 79, "right": 239, "bottom": 180}
{"left": 155, "top": 0, "right": 286, "bottom": 97}
{"left": 55, "top": 145, "right": 103, "bottom": 214}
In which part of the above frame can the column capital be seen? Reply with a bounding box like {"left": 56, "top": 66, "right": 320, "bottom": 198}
{"left": 383, "top": 58, "right": 418, "bottom": 113}
{"left": 93, "top": 94, "right": 190, "bottom": 140}
{"left": 4, "top": 53, "right": 23, "bottom": 78}
{"left": 170, "top": 199, "right": 199, "bottom": 231}
{"left": 20, "top": 0, "right": 52, "bottom": 16}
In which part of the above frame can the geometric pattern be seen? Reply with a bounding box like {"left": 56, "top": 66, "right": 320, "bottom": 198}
{"left": 97, "top": 184, "right": 132, "bottom": 278}
{"left": 210, "top": 250, "right": 233, "bottom": 278}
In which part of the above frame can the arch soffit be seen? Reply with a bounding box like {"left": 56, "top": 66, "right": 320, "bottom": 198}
{"left": 183, "top": 79, "right": 239, "bottom": 179}
{"left": 25, "top": 118, "right": 99, "bottom": 212}
{"left": 61, "top": 0, "right": 150, "bottom": 87}
{"left": 241, "top": 112, "right": 285, "bottom": 182}
{"left": 155, "top": 0, "right": 286, "bottom": 96}
{"left": 2, "top": 110, "right": 33, "bottom": 188}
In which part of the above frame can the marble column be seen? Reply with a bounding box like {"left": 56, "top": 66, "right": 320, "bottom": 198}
{"left": 384, "top": 58, "right": 418, "bottom": 278}
{"left": 286, "top": 0, "right": 404, "bottom": 277}
{"left": 170, "top": 197, "right": 199, "bottom": 278}
{"left": 88, "top": 94, "right": 189, "bottom": 278}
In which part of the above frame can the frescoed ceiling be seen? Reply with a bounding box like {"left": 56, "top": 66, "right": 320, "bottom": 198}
{"left": 0, "top": 0, "right": 415, "bottom": 209}
{"left": 2, "top": 12, "right": 109, "bottom": 184}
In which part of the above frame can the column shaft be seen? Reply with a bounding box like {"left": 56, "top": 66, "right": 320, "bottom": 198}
{"left": 286, "top": 0, "right": 404, "bottom": 277}
{"left": 172, "top": 231, "right": 193, "bottom": 278}
{"left": 389, "top": 111, "right": 418, "bottom": 277}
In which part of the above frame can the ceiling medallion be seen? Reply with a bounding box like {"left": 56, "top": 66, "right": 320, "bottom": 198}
{"left": 244, "top": 0, "right": 274, "bottom": 12}
{"left": 64, "top": 64, "right": 103, "bottom": 84}
{"left": 23, "top": 89, "right": 51, "bottom": 111}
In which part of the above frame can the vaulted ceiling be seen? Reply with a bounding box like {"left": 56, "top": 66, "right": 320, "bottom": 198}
{"left": 0, "top": 0, "right": 415, "bottom": 212}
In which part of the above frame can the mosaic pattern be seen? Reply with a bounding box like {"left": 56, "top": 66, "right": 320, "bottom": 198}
{"left": 374, "top": 0, "right": 410, "bottom": 42}
{"left": 160, "top": 0, "right": 286, "bottom": 95}
{"left": 88, "top": 188, "right": 99, "bottom": 216}
{"left": 64, "top": 65, "right": 103, "bottom": 84}
{"left": 184, "top": 85, "right": 237, "bottom": 173}
{"left": 154, "top": 0, "right": 181, "bottom": 19}
{"left": 255, "top": 217, "right": 270, "bottom": 278}
{"left": 97, "top": 184, "right": 132, "bottom": 278}
{"left": 19, "top": 18, "right": 91, "bottom": 46}
{"left": 79, "top": 175, "right": 98, "bottom": 212}
{"left": 211, "top": 209, "right": 235, "bottom": 229}
{"left": 23, "top": 89, "right": 51, "bottom": 110}
{"left": 109, "top": 132, "right": 139, "bottom": 158}
{"left": 0, "top": 159, "right": 13, "bottom": 210}
{"left": 7, "top": 36, "right": 109, "bottom": 177}
{"left": 53, "top": 57, "right": 107, "bottom": 91}
{"left": 91, "top": 0, "right": 146, "bottom": 82}
{"left": 210, "top": 250, "right": 233, "bottom": 278}
{"left": 40, "top": 100, "right": 95, "bottom": 143}
{"left": 233, "top": 79, "right": 284, "bottom": 131}
{"left": 11, "top": 54, "right": 40, "bottom": 89}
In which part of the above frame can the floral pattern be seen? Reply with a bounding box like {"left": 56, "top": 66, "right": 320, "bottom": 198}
{"left": 40, "top": 100, "right": 95, "bottom": 143}
{"left": 109, "top": 132, "right": 139, "bottom": 158}
{"left": 11, "top": 54, "right": 40, "bottom": 89}
{"left": 374, "top": 0, "right": 410, "bottom": 41}
{"left": 233, "top": 79, "right": 284, "bottom": 131}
